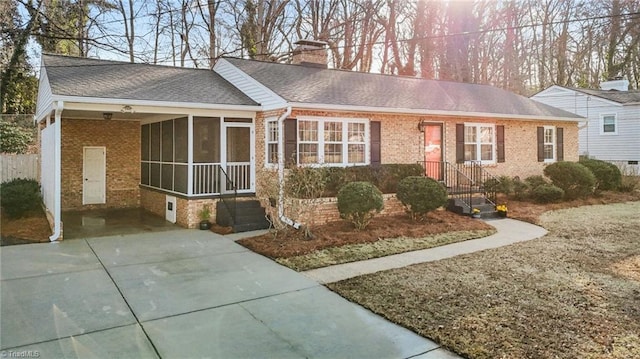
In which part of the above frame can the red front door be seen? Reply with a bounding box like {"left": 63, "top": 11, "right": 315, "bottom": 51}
{"left": 423, "top": 123, "right": 443, "bottom": 180}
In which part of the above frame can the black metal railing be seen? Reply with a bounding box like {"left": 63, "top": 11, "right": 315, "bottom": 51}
{"left": 218, "top": 166, "right": 238, "bottom": 225}
{"left": 420, "top": 160, "right": 499, "bottom": 212}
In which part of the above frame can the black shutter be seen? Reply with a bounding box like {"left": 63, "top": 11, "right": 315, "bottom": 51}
{"left": 456, "top": 124, "right": 464, "bottom": 163}
{"left": 370, "top": 121, "right": 381, "bottom": 166}
{"left": 556, "top": 127, "right": 564, "bottom": 162}
{"left": 537, "top": 127, "right": 544, "bottom": 162}
{"left": 497, "top": 125, "right": 505, "bottom": 163}
{"left": 284, "top": 119, "right": 297, "bottom": 167}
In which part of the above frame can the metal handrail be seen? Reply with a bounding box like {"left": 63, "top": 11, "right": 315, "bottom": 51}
{"left": 218, "top": 166, "right": 238, "bottom": 226}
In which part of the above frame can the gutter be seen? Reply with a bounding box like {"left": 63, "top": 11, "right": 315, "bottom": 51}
{"left": 49, "top": 101, "right": 63, "bottom": 242}
{"left": 276, "top": 106, "right": 301, "bottom": 229}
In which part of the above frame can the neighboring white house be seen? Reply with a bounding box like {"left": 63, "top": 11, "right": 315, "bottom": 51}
{"left": 531, "top": 79, "right": 640, "bottom": 172}
{"left": 531, "top": 79, "right": 640, "bottom": 173}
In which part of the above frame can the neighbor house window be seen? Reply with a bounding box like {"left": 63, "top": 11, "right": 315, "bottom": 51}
{"left": 297, "top": 118, "right": 368, "bottom": 165}
{"left": 266, "top": 119, "right": 278, "bottom": 165}
{"left": 464, "top": 124, "right": 495, "bottom": 162}
{"left": 543, "top": 126, "right": 555, "bottom": 161}
{"left": 601, "top": 114, "right": 617, "bottom": 134}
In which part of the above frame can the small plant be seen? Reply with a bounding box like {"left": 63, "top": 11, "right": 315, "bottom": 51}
{"left": 495, "top": 204, "right": 508, "bottom": 217}
{"left": 578, "top": 158, "right": 622, "bottom": 191}
{"left": 199, "top": 204, "right": 211, "bottom": 221}
{"left": 286, "top": 166, "right": 326, "bottom": 199}
{"left": 531, "top": 184, "right": 565, "bottom": 203}
{"left": 0, "top": 178, "right": 42, "bottom": 218}
{"left": 337, "top": 181, "right": 384, "bottom": 230}
{"left": 543, "top": 162, "right": 595, "bottom": 200}
{"left": 618, "top": 175, "right": 639, "bottom": 193}
{"left": 396, "top": 176, "right": 448, "bottom": 221}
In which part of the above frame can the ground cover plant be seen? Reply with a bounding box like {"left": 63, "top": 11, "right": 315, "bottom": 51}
{"left": 329, "top": 202, "right": 640, "bottom": 359}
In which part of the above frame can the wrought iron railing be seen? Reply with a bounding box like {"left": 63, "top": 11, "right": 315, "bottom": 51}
{"left": 218, "top": 165, "right": 238, "bottom": 226}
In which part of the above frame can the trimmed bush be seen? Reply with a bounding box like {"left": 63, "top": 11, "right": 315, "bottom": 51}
{"left": 579, "top": 158, "right": 622, "bottom": 191}
{"left": 543, "top": 162, "right": 595, "bottom": 200}
{"left": 524, "top": 175, "right": 548, "bottom": 189}
{"left": 0, "top": 178, "right": 42, "bottom": 218}
{"left": 286, "top": 167, "right": 326, "bottom": 199}
{"left": 396, "top": 176, "right": 448, "bottom": 220}
{"left": 512, "top": 178, "right": 530, "bottom": 200}
{"left": 531, "top": 184, "right": 564, "bottom": 203}
{"left": 337, "top": 181, "right": 384, "bottom": 230}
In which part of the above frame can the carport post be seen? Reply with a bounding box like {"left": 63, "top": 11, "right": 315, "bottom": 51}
{"left": 49, "top": 101, "right": 63, "bottom": 242}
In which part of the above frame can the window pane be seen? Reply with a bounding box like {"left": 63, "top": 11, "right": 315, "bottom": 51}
{"left": 268, "top": 121, "right": 278, "bottom": 142}
{"left": 480, "top": 127, "right": 493, "bottom": 143}
{"left": 324, "top": 143, "right": 342, "bottom": 163}
{"left": 193, "top": 117, "right": 220, "bottom": 163}
{"left": 299, "top": 144, "right": 318, "bottom": 164}
{"left": 324, "top": 121, "right": 342, "bottom": 142}
{"left": 141, "top": 162, "right": 149, "bottom": 185}
{"left": 544, "top": 128, "right": 553, "bottom": 143}
{"left": 150, "top": 122, "right": 160, "bottom": 161}
{"left": 464, "top": 144, "right": 476, "bottom": 161}
{"left": 348, "top": 123, "right": 365, "bottom": 142}
{"left": 161, "top": 120, "right": 174, "bottom": 162}
{"left": 174, "top": 164, "right": 188, "bottom": 193}
{"left": 299, "top": 121, "right": 318, "bottom": 141}
{"left": 603, "top": 124, "right": 615, "bottom": 133}
{"left": 481, "top": 144, "right": 493, "bottom": 161}
{"left": 348, "top": 144, "right": 365, "bottom": 163}
{"left": 603, "top": 117, "right": 615, "bottom": 133}
{"left": 544, "top": 144, "right": 554, "bottom": 159}
{"left": 268, "top": 143, "right": 278, "bottom": 164}
{"left": 174, "top": 117, "right": 188, "bottom": 163}
{"left": 161, "top": 164, "right": 173, "bottom": 190}
{"left": 150, "top": 163, "right": 160, "bottom": 187}
{"left": 141, "top": 124, "right": 150, "bottom": 161}
{"left": 464, "top": 126, "right": 476, "bottom": 142}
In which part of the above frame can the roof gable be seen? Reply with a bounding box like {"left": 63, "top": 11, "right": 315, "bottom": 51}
{"left": 222, "top": 58, "right": 582, "bottom": 120}
{"left": 42, "top": 54, "right": 258, "bottom": 107}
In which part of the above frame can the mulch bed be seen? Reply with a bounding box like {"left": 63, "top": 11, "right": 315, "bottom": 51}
{"left": 1, "top": 207, "right": 52, "bottom": 246}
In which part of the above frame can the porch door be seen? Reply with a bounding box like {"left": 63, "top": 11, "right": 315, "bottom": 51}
{"left": 83, "top": 147, "right": 106, "bottom": 204}
{"left": 423, "top": 123, "right": 443, "bottom": 181}
{"left": 222, "top": 122, "right": 254, "bottom": 193}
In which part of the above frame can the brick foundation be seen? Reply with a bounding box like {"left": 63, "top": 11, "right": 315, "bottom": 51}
{"left": 287, "top": 194, "right": 405, "bottom": 225}
{"left": 140, "top": 187, "right": 220, "bottom": 228}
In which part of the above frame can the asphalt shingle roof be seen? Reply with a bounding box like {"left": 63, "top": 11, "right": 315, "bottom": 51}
{"left": 224, "top": 57, "right": 582, "bottom": 119}
{"left": 569, "top": 87, "right": 640, "bottom": 104}
{"left": 42, "top": 54, "right": 258, "bottom": 106}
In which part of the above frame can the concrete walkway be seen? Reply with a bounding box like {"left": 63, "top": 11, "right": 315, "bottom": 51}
{"left": 1, "top": 229, "right": 457, "bottom": 359}
{"left": 303, "top": 218, "right": 548, "bottom": 284}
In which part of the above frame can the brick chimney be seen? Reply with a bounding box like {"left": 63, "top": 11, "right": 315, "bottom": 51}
{"left": 600, "top": 77, "right": 629, "bottom": 91}
{"left": 291, "top": 39, "right": 328, "bottom": 68}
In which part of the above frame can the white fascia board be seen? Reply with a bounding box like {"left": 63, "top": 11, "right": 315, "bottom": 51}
{"left": 289, "top": 102, "right": 583, "bottom": 122}
{"left": 214, "top": 59, "right": 287, "bottom": 108}
{"left": 531, "top": 85, "right": 576, "bottom": 97}
{"left": 535, "top": 86, "right": 625, "bottom": 107}
{"left": 50, "top": 95, "right": 261, "bottom": 112}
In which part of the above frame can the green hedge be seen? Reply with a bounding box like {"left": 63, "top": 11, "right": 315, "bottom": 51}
{"left": 1, "top": 178, "right": 42, "bottom": 218}
{"left": 578, "top": 158, "right": 622, "bottom": 191}
{"left": 337, "top": 181, "right": 384, "bottom": 230}
{"left": 396, "top": 176, "right": 448, "bottom": 220}
{"left": 543, "top": 162, "right": 595, "bottom": 200}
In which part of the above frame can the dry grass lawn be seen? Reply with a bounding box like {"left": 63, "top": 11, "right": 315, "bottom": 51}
{"left": 329, "top": 202, "right": 640, "bottom": 359}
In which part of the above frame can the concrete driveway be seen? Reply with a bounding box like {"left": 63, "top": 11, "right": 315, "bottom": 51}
{"left": 1, "top": 230, "right": 456, "bottom": 358}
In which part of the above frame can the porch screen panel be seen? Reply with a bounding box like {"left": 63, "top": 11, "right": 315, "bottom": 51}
{"left": 150, "top": 163, "right": 160, "bottom": 187}
{"left": 141, "top": 124, "right": 150, "bottom": 161}
{"left": 193, "top": 117, "right": 220, "bottom": 163}
{"left": 162, "top": 120, "right": 174, "bottom": 162}
{"left": 141, "top": 162, "right": 150, "bottom": 185}
{"left": 161, "top": 164, "right": 173, "bottom": 190}
{"left": 174, "top": 117, "right": 188, "bottom": 163}
{"left": 150, "top": 122, "right": 160, "bottom": 161}
{"left": 174, "top": 165, "right": 187, "bottom": 193}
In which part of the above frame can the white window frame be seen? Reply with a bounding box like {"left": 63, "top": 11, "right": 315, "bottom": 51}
{"left": 543, "top": 125, "right": 556, "bottom": 163}
{"left": 464, "top": 123, "right": 496, "bottom": 164}
{"left": 600, "top": 113, "right": 618, "bottom": 135}
{"left": 264, "top": 117, "right": 279, "bottom": 168}
{"left": 296, "top": 116, "right": 369, "bottom": 166}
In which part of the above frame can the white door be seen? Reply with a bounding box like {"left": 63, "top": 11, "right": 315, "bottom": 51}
{"left": 83, "top": 147, "right": 106, "bottom": 204}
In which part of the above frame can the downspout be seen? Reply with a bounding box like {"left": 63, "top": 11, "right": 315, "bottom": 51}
{"left": 49, "top": 101, "right": 63, "bottom": 242}
{"left": 277, "top": 106, "right": 301, "bottom": 229}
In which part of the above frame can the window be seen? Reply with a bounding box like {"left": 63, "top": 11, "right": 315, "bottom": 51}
{"left": 296, "top": 118, "right": 368, "bottom": 166}
{"left": 543, "top": 126, "right": 555, "bottom": 162}
{"left": 464, "top": 124, "right": 495, "bottom": 162}
{"left": 266, "top": 119, "right": 279, "bottom": 165}
{"left": 601, "top": 114, "right": 617, "bottom": 134}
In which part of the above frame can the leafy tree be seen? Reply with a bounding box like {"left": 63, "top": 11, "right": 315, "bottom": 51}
{"left": 0, "top": 121, "right": 33, "bottom": 154}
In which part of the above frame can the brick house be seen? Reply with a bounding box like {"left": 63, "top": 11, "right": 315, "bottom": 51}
{"left": 35, "top": 42, "right": 581, "bottom": 240}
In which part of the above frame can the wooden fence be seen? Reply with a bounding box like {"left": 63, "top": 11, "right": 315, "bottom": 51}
{"left": 0, "top": 154, "right": 39, "bottom": 183}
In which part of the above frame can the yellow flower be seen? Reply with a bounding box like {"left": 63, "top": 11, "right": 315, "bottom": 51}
{"left": 496, "top": 204, "right": 508, "bottom": 212}
{"left": 472, "top": 208, "right": 481, "bottom": 214}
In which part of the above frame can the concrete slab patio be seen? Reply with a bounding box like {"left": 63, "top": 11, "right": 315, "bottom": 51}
{"left": 1, "top": 229, "right": 457, "bottom": 358}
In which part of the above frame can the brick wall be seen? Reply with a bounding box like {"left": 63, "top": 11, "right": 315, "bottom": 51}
{"left": 290, "top": 194, "right": 406, "bottom": 225}
{"left": 61, "top": 119, "right": 140, "bottom": 210}
{"left": 140, "top": 187, "right": 220, "bottom": 228}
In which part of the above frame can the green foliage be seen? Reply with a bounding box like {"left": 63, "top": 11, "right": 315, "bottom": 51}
{"left": 530, "top": 184, "right": 565, "bottom": 203}
{"left": 373, "top": 164, "right": 424, "bottom": 194}
{"left": 618, "top": 176, "right": 639, "bottom": 193}
{"left": 524, "top": 175, "right": 549, "bottom": 189}
{"left": 512, "top": 178, "right": 530, "bottom": 200}
{"left": 0, "top": 120, "right": 32, "bottom": 153}
{"left": 0, "top": 178, "right": 41, "bottom": 218}
{"left": 578, "top": 158, "right": 622, "bottom": 191}
{"left": 396, "top": 176, "right": 448, "bottom": 220}
{"left": 543, "top": 162, "right": 595, "bottom": 200}
{"left": 286, "top": 166, "right": 326, "bottom": 199}
{"left": 337, "top": 182, "right": 384, "bottom": 230}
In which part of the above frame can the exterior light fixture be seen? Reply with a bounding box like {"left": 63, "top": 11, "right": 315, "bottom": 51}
{"left": 418, "top": 120, "right": 427, "bottom": 132}
{"left": 102, "top": 112, "right": 113, "bottom": 120}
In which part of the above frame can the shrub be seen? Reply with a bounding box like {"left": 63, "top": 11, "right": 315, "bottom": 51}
{"left": 530, "top": 184, "right": 565, "bottom": 203}
{"left": 286, "top": 167, "right": 326, "bottom": 199}
{"left": 320, "top": 164, "right": 424, "bottom": 196}
{"left": 543, "top": 162, "right": 595, "bottom": 200}
{"left": 0, "top": 178, "right": 42, "bottom": 218}
{"left": 619, "top": 176, "right": 639, "bottom": 193}
{"left": 396, "top": 176, "right": 448, "bottom": 220}
{"left": 495, "top": 176, "right": 514, "bottom": 195}
{"left": 524, "top": 175, "right": 548, "bottom": 189}
{"left": 512, "top": 178, "right": 530, "bottom": 200}
{"left": 337, "top": 182, "right": 384, "bottom": 230}
{"left": 374, "top": 164, "right": 424, "bottom": 193}
{"left": 322, "top": 167, "right": 347, "bottom": 196}
{"left": 578, "top": 158, "right": 622, "bottom": 191}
